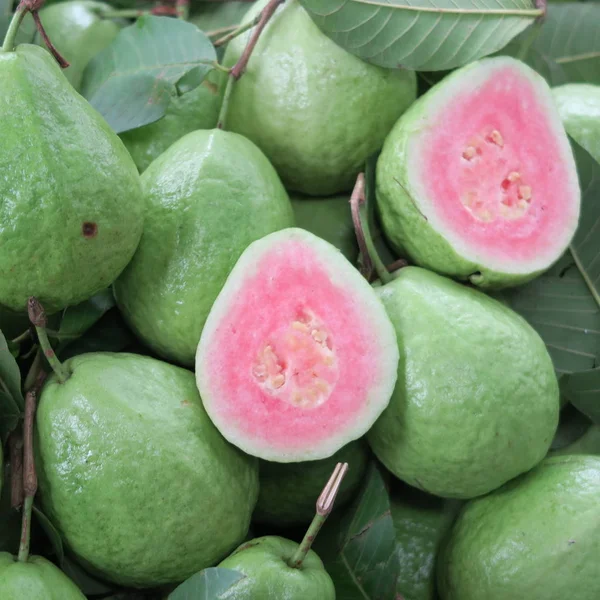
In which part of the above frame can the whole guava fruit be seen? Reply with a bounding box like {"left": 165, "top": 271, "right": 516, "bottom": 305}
{"left": 0, "top": 44, "right": 143, "bottom": 314}
{"left": 368, "top": 267, "right": 559, "bottom": 499}
{"left": 438, "top": 455, "right": 600, "bottom": 600}
{"left": 0, "top": 553, "right": 85, "bottom": 599}
{"left": 218, "top": 536, "right": 335, "bottom": 600}
{"left": 37, "top": 1, "right": 121, "bottom": 90}
{"left": 254, "top": 439, "right": 369, "bottom": 527}
{"left": 223, "top": 0, "right": 417, "bottom": 196}
{"left": 119, "top": 70, "right": 223, "bottom": 172}
{"left": 35, "top": 352, "right": 259, "bottom": 588}
{"left": 552, "top": 83, "right": 600, "bottom": 164}
{"left": 113, "top": 128, "right": 294, "bottom": 366}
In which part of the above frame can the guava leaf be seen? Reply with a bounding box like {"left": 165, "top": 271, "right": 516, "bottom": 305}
{"left": 550, "top": 402, "right": 592, "bottom": 450}
{"left": 168, "top": 567, "right": 246, "bottom": 599}
{"left": 61, "top": 556, "right": 117, "bottom": 597}
{"left": 81, "top": 16, "right": 216, "bottom": 133}
{"left": 0, "top": 463, "right": 22, "bottom": 553}
{"left": 504, "top": 141, "right": 600, "bottom": 376}
{"left": 0, "top": 330, "right": 24, "bottom": 442}
{"left": 33, "top": 505, "right": 65, "bottom": 565}
{"left": 190, "top": 1, "right": 254, "bottom": 34}
{"left": 561, "top": 368, "right": 600, "bottom": 425}
{"left": 298, "top": 0, "right": 542, "bottom": 72}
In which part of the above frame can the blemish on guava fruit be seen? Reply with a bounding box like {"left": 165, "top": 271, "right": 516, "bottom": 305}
{"left": 82, "top": 222, "right": 98, "bottom": 238}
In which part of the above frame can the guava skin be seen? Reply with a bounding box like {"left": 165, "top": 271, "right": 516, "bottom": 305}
{"left": 0, "top": 45, "right": 144, "bottom": 314}
{"left": 218, "top": 536, "right": 336, "bottom": 600}
{"left": 35, "top": 352, "right": 259, "bottom": 588}
{"left": 223, "top": 0, "right": 417, "bottom": 196}
{"left": 553, "top": 83, "right": 600, "bottom": 164}
{"left": 114, "top": 128, "right": 294, "bottom": 366}
{"left": 119, "top": 71, "right": 223, "bottom": 173}
{"left": 37, "top": 2, "right": 121, "bottom": 90}
{"left": 291, "top": 194, "right": 357, "bottom": 263}
{"left": 438, "top": 455, "right": 600, "bottom": 600}
{"left": 0, "top": 553, "right": 85, "bottom": 599}
{"left": 254, "top": 440, "right": 369, "bottom": 527}
{"left": 368, "top": 267, "right": 559, "bottom": 499}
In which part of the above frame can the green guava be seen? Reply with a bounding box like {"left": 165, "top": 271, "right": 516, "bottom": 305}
{"left": 119, "top": 70, "right": 223, "bottom": 172}
{"left": 368, "top": 267, "right": 559, "bottom": 499}
{"left": 0, "top": 553, "right": 85, "bottom": 599}
{"left": 553, "top": 83, "right": 600, "bottom": 163}
{"left": 0, "top": 44, "right": 143, "bottom": 314}
{"left": 223, "top": 0, "right": 417, "bottom": 196}
{"left": 37, "top": 2, "right": 121, "bottom": 90}
{"left": 113, "top": 129, "right": 294, "bottom": 366}
{"left": 218, "top": 536, "right": 335, "bottom": 600}
{"left": 254, "top": 439, "right": 369, "bottom": 527}
{"left": 376, "top": 56, "right": 580, "bottom": 288}
{"left": 35, "top": 352, "right": 259, "bottom": 588}
{"left": 291, "top": 194, "right": 357, "bottom": 262}
{"left": 438, "top": 455, "right": 600, "bottom": 600}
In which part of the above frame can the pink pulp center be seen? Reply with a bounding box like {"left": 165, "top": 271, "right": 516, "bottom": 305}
{"left": 419, "top": 67, "right": 572, "bottom": 263}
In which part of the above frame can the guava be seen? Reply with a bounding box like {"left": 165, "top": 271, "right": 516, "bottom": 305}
{"left": 0, "top": 553, "right": 85, "bottom": 599}
{"left": 113, "top": 129, "right": 294, "bottom": 366}
{"left": 553, "top": 83, "right": 600, "bottom": 164}
{"left": 37, "top": 2, "right": 121, "bottom": 90}
{"left": 368, "top": 267, "right": 559, "bottom": 499}
{"left": 223, "top": 0, "right": 417, "bottom": 196}
{"left": 254, "top": 439, "right": 369, "bottom": 527}
{"left": 195, "top": 228, "right": 399, "bottom": 462}
{"left": 438, "top": 455, "right": 600, "bottom": 600}
{"left": 291, "top": 194, "right": 357, "bottom": 262}
{"left": 0, "top": 44, "right": 143, "bottom": 314}
{"left": 119, "top": 70, "right": 223, "bottom": 172}
{"left": 218, "top": 536, "right": 335, "bottom": 600}
{"left": 35, "top": 352, "right": 259, "bottom": 588}
{"left": 377, "top": 56, "right": 580, "bottom": 288}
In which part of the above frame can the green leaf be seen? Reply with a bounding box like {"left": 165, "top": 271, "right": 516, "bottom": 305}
{"left": 61, "top": 556, "right": 117, "bottom": 597}
{"left": 561, "top": 368, "right": 600, "bottom": 424}
{"left": 0, "top": 330, "right": 24, "bottom": 440}
{"left": 168, "top": 568, "right": 245, "bottom": 599}
{"left": 550, "top": 402, "right": 591, "bottom": 450}
{"left": 0, "top": 462, "right": 23, "bottom": 554}
{"left": 33, "top": 504, "right": 64, "bottom": 565}
{"left": 190, "top": 1, "right": 254, "bottom": 34}
{"left": 81, "top": 16, "right": 216, "bottom": 133}
{"left": 298, "top": 0, "right": 542, "bottom": 72}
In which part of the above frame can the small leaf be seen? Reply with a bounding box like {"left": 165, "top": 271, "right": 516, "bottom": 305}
{"left": 168, "top": 567, "right": 245, "bottom": 599}
{"left": 33, "top": 505, "right": 65, "bottom": 565}
{"left": 81, "top": 16, "right": 217, "bottom": 133}
{"left": 299, "top": 0, "right": 542, "bottom": 71}
{"left": 0, "top": 329, "right": 24, "bottom": 412}
{"left": 561, "top": 368, "right": 600, "bottom": 425}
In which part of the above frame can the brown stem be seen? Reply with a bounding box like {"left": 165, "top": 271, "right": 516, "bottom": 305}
{"left": 31, "top": 11, "right": 69, "bottom": 68}
{"left": 9, "top": 431, "right": 24, "bottom": 510}
{"left": 27, "top": 297, "right": 46, "bottom": 329}
{"left": 350, "top": 174, "right": 374, "bottom": 281}
{"left": 22, "top": 389, "right": 38, "bottom": 499}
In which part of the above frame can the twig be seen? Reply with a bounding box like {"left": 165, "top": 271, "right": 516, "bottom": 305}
{"left": 31, "top": 10, "right": 69, "bottom": 68}
{"left": 9, "top": 431, "right": 24, "bottom": 510}
{"left": 206, "top": 24, "right": 238, "bottom": 38}
{"left": 214, "top": 15, "right": 260, "bottom": 47}
{"left": 350, "top": 174, "right": 374, "bottom": 281}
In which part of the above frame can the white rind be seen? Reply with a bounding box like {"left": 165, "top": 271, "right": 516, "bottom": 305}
{"left": 195, "top": 227, "right": 399, "bottom": 462}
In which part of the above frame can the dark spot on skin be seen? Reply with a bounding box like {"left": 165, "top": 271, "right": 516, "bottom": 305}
{"left": 202, "top": 80, "right": 219, "bottom": 95}
{"left": 180, "top": 400, "right": 192, "bottom": 407}
{"left": 45, "top": 349, "right": 54, "bottom": 358}
{"left": 568, "top": 540, "right": 576, "bottom": 545}
{"left": 82, "top": 222, "right": 98, "bottom": 238}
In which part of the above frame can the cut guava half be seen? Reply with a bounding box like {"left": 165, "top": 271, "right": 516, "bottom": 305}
{"left": 377, "top": 56, "right": 581, "bottom": 288}
{"left": 195, "top": 228, "right": 399, "bottom": 462}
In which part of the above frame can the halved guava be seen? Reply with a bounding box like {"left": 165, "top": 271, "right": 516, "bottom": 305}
{"left": 195, "top": 228, "right": 398, "bottom": 462}
{"left": 377, "top": 57, "right": 581, "bottom": 288}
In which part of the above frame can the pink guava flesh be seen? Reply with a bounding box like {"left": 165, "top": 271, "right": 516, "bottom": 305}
{"left": 418, "top": 65, "right": 575, "bottom": 265}
{"left": 203, "top": 239, "right": 387, "bottom": 455}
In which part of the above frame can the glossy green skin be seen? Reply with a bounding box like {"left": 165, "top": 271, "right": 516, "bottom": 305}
{"left": 37, "top": 2, "right": 121, "bottom": 90}
{"left": 553, "top": 84, "right": 600, "bottom": 164}
{"left": 0, "top": 553, "right": 85, "bottom": 599}
{"left": 254, "top": 440, "right": 369, "bottom": 527}
{"left": 291, "top": 194, "right": 357, "bottom": 262}
{"left": 114, "top": 129, "right": 294, "bottom": 366}
{"left": 219, "top": 536, "right": 336, "bottom": 600}
{"left": 438, "top": 455, "right": 600, "bottom": 600}
{"left": 0, "top": 45, "right": 143, "bottom": 314}
{"left": 36, "top": 352, "right": 259, "bottom": 588}
{"left": 368, "top": 267, "right": 559, "bottom": 499}
{"left": 223, "top": 0, "right": 416, "bottom": 196}
{"left": 120, "top": 71, "right": 223, "bottom": 172}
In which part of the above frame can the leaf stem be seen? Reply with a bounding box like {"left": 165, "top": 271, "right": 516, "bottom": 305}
{"left": 206, "top": 24, "right": 238, "bottom": 39}
{"left": 11, "top": 329, "right": 31, "bottom": 345}
{"left": 214, "top": 15, "right": 260, "bottom": 47}
{"left": 176, "top": 0, "right": 189, "bottom": 20}
{"left": 289, "top": 462, "right": 348, "bottom": 569}
{"left": 570, "top": 247, "right": 600, "bottom": 309}
{"left": 1, "top": 5, "right": 27, "bottom": 52}
{"left": 98, "top": 6, "right": 177, "bottom": 18}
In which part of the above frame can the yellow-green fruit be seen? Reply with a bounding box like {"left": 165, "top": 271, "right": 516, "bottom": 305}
{"left": 223, "top": 0, "right": 417, "bottom": 196}
{"left": 438, "top": 455, "right": 600, "bottom": 600}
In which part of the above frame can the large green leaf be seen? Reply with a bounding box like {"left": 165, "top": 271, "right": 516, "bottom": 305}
{"left": 298, "top": 0, "right": 542, "bottom": 71}
{"left": 561, "top": 368, "right": 600, "bottom": 425}
{"left": 168, "top": 568, "right": 245, "bottom": 599}
{"left": 33, "top": 505, "right": 64, "bottom": 565}
{"left": 81, "top": 16, "right": 216, "bottom": 133}
{"left": 0, "top": 330, "right": 23, "bottom": 442}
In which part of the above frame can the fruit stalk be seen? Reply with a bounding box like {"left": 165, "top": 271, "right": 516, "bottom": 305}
{"left": 1, "top": 2, "right": 28, "bottom": 52}
{"left": 289, "top": 462, "right": 348, "bottom": 569}
{"left": 9, "top": 431, "right": 24, "bottom": 510}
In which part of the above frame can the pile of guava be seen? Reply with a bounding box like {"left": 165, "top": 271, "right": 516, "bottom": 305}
{"left": 0, "top": 0, "right": 599, "bottom": 598}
